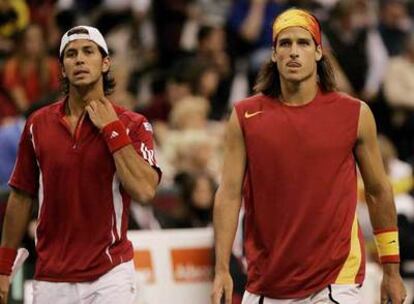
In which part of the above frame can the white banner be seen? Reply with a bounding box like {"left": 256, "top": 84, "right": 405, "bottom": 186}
{"left": 130, "top": 228, "right": 214, "bottom": 304}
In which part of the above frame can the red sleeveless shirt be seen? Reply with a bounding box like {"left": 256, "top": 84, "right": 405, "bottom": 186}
{"left": 234, "top": 91, "right": 365, "bottom": 299}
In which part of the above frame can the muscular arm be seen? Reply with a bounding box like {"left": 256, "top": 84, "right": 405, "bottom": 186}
{"left": 214, "top": 109, "right": 246, "bottom": 272}
{"left": 1, "top": 189, "right": 33, "bottom": 249}
{"left": 354, "top": 102, "right": 398, "bottom": 274}
{"left": 112, "top": 145, "right": 159, "bottom": 204}
{"left": 355, "top": 103, "right": 397, "bottom": 231}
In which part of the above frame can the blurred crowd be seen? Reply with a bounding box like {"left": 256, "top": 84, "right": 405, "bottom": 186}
{"left": 1, "top": 0, "right": 414, "bottom": 302}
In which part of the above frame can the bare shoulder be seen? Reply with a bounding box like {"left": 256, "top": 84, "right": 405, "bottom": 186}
{"left": 226, "top": 108, "right": 244, "bottom": 139}
{"left": 357, "top": 101, "right": 376, "bottom": 140}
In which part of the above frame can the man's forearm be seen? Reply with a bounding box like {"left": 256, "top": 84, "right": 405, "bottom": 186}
{"left": 1, "top": 190, "right": 33, "bottom": 248}
{"left": 213, "top": 191, "right": 241, "bottom": 272}
{"left": 365, "top": 182, "right": 397, "bottom": 229}
{"left": 365, "top": 183, "right": 400, "bottom": 273}
{"left": 113, "top": 145, "right": 158, "bottom": 203}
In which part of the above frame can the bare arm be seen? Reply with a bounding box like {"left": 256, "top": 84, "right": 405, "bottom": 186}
{"left": 355, "top": 103, "right": 396, "bottom": 229}
{"left": 1, "top": 189, "right": 33, "bottom": 248}
{"left": 354, "top": 102, "right": 406, "bottom": 303}
{"left": 212, "top": 109, "right": 246, "bottom": 304}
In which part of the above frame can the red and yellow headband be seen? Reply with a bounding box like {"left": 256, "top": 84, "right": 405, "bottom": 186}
{"left": 272, "top": 8, "right": 322, "bottom": 46}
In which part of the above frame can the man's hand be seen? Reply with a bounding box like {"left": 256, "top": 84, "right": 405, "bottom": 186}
{"left": 0, "top": 275, "right": 10, "bottom": 304}
{"left": 85, "top": 97, "right": 118, "bottom": 130}
{"left": 381, "top": 265, "right": 407, "bottom": 304}
{"left": 211, "top": 270, "right": 233, "bottom": 304}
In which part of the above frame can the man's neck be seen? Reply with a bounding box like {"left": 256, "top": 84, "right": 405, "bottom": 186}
{"left": 280, "top": 75, "right": 319, "bottom": 106}
{"left": 67, "top": 86, "right": 104, "bottom": 117}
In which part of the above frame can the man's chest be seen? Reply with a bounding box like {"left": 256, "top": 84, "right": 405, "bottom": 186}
{"left": 32, "top": 120, "right": 114, "bottom": 173}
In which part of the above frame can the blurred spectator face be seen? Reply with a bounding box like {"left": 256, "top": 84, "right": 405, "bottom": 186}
{"left": 170, "top": 96, "right": 209, "bottom": 130}
{"left": 176, "top": 139, "right": 213, "bottom": 174}
{"left": 166, "top": 81, "right": 192, "bottom": 105}
{"left": 23, "top": 24, "right": 45, "bottom": 57}
{"left": 198, "top": 68, "right": 219, "bottom": 98}
{"left": 191, "top": 175, "right": 214, "bottom": 210}
{"left": 273, "top": 27, "right": 322, "bottom": 84}
{"left": 62, "top": 40, "right": 110, "bottom": 89}
{"left": 200, "top": 27, "right": 226, "bottom": 53}
{"left": 381, "top": 1, "right": 409, "bottom": 29}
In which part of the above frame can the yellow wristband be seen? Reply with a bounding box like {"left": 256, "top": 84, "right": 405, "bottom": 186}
{"left": 374, "top": 228, "right": 400, "bottom": 263}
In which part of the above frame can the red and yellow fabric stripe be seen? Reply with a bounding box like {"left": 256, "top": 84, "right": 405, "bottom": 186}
{"left": 272, "top": 8, "right": 322, "bottom": 46}
{"left": 374, "top": 227, "right": 400, "bottom": 263}
{"left": 335, "top": 214, "right": 364, "bottom": 284}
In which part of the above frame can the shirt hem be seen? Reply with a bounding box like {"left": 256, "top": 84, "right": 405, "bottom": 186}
{"left": 34, "top": 257, "right": 133, "bottom": 283}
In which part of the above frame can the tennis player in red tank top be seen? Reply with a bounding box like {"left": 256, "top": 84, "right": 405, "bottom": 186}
{"left": 212, "top": 8, "right": 406, "bottom": 304}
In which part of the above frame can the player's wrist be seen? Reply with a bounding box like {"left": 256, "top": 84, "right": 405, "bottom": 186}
{"left": 101, "top": 120, "right": 132, "bottom": 153}
{"left": 382, "top": 263, "right": 400, "bottom": 276}
{"left": 374, "top": 227, "right": 400, "bottom": 264}
{"left": 215, "top": 263, "right": 230, "bottom": 273}
{"left": 0, "top": 247, "right": 17, "bottom": 276}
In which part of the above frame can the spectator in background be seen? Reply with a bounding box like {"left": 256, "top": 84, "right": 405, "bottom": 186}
{"left": 196, "top": 25, "right": 233, "bottom": 119}
{"left": 190, "top": 59, "right": 221, "bottom": 110}
{"left": 109, "top": 59, "right": 137, "bottom": 110}
{"left": 378, "top": 0, "right": 412, "bottom": 57}
{"left": 383, "top": 32, "right": 414, "bottom": 160}
{"left": 323, "top": 0, "right": 388, "bottom": 102}
{"left": 0, "top": 0, "right": 29, "bottom": 60}
{"left": 227, "top": 0, "right": 290, "bottom": 88}
{"left": 196, "top": 0, "right": 231, "bottom": 25}
{"left": 0, "top": 118, "right": 24, "bottom": 197}
{"left": 3, "top": 23, "right": 60, "bottom": 113}
{"left": 138, "top": 60, "right": 194, "bottom": 123}
{"left": 177, "top": 173, "right": 216, "bottom": 228}
{"left": 158, "top": 96, "right": 223, "bottom": 186}
{"left": 152, "top": 0, "right": 193, "bottom": 68}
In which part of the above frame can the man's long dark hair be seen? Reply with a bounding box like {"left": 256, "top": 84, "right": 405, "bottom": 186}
{"left": 59, "top": 27, "right": 116, "bottom": 96}
{"left": 253, "top": 54, "right": 336, "bottom": 98}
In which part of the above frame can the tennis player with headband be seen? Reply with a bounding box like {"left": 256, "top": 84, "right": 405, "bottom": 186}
{"left": 212, "top": 8, "right": 406, "bottom": 304}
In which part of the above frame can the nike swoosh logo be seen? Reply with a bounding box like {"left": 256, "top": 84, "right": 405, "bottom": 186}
{"left": 244, "top": 111, "right": 263, "bottom": 119}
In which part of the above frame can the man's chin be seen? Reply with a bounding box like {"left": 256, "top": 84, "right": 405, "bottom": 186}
{"left": 72, "top": 79, "right": 92, "bottom": 86}
{"left": 283, "top": 72, "right": 313, "bottom": 84}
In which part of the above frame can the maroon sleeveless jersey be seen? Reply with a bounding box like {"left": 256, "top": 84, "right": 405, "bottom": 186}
{"left": 234, "top": 91, "right": 365, "bottom": 299}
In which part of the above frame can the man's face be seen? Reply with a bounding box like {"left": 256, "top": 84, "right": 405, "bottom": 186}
{"left": 62, "top": 39, "right": 110, "bottom": 88}
{"left": 272, "top": 27, "right": 322, "bottom": 84}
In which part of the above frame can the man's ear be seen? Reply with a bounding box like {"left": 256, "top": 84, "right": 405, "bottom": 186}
{"left": 102, "top": 56, "right": 111, "bottom": 73}
{"left": 61, "top": 64, "right": 66, "bottom": 78}
{"left": 271, "top": 47, "right": 277, "bottom": 63}
{"left": 315, "top": 45, "right": 322, "bottom": 62}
